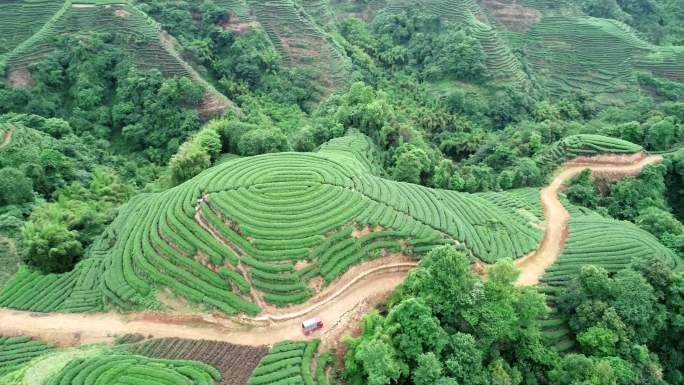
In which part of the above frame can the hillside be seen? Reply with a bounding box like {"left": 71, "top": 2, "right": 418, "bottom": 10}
{"left": 335, "top": 0, "right": 684, "bottom": 101}
{"left": 1, "top": 1, "right": 683, "bottom": 384}
{"left": 4, "top": 0, "right": 683, "bottom": 106}
{"left": 1, "top": 0, "right": 234, "bottom": 116}
{"left": 0, "top": 133, "right": 545, "bottom": 315}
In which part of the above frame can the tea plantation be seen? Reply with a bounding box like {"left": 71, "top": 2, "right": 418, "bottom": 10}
{"left": 247, "top": 340, "right": 321, "bottom": 385}
{"left": 0, "top": 133, "right": 552, "bottom": 315}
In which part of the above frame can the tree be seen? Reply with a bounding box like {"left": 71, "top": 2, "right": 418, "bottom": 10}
{"left": 443, "top": 333, "right": 488, "bottom": 385}
{"left": 414, "top": 353, "right": 444, "bottom": 385}
{"left": 432, "top": 159, "right": 453, "bottom": 188}
{"left": 169, "top": 142, "right": 211, "bottom": 186}
{"left": 636, "top": 207, "right": 684, "bottom": 243}
{"left": 402, "top": 246, "right": 478, "bottom": 319}
{"left": 42, "top": 118, "right": 72, "bottom": 139}
{"left": 387, "top": 298, "right": 448, "bottom": 363}
{"left": 434, "top": 30, "right": 487, "bottom": 81}
{"left": 566, "top": 168, "right": 600, "bottom": 209}
{"left": 0, "top": 167, "right": 34, "bottom": 206}
{"left": 21, "top": 221, "right": 83, "bottom": 273}
{"left": 645, "top": 117, "right": 682, "bottom": 151}
{"left": 578, "top": 326, "right": 620, "bottom": 357}
{"left": 237, "top": 127, "right": 290, "bottom": 156}
{"left": 353, "top": 339, "right": 404, "bottom": 385}
{"left": 610, "top": 269, "right": 665, "bottom": 343}
{"left": 392, "top": 144, "right": 430, "bottom": 184}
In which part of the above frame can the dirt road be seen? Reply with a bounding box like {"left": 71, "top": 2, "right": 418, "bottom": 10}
{"left": 0, "top": 153, "right": 662, "bottom": 347}
{"left": 0, "top": 263, "right": 414, "bottom": 347}
{"left": 515, "top": 153, "right": 662, "bottom": 285}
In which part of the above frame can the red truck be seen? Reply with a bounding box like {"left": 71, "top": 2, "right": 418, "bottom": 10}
{"left": 302, "top": 317, "right": 323, "bottom": 335}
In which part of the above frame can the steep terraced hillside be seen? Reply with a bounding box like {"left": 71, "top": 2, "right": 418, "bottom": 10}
{"left": 2, "top": 0, "right": 233, "bottom": 115}
{"left": 341, "top": 0, "right": 684, "bottom": 100}
{"left": 0, "top": 0, "right": 64, "bottom": 56}
{"left": 218, "top": 0, "right": 351, "bottom": 96}
{"left": 384, "top": 0, "right": 529, "bottom": 87}
{"left": 525, "top": 16, "right": 684, "bottom": 102}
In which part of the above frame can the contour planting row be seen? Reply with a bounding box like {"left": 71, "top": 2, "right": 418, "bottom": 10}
{"left": 464, "top": 13, "right": 528, "bottom": 85}
{"left": 0, "top": 336, "right": 54, "bottom": 377}
{"left": 385, "top": 0, "right": 483, "bottom": 23}
{"left": 0, "top": 0, "right": 64, "bottom": 55}
{"left": 350, "top": 174, "right": 542, "bottom": 263}
{"left": 477, "top": 187, "right": 544, "bottom": 222}
{"left": 45, "top": 353, "right": 222, "bottom": 385}
{"left": 247, "top": 340, "right": 320, "bottom": 385}
{"left": 537, "top": 134, "right": 643, "bottom": 168}
{"left": 0, "top": 255, "right": 103, "bottom": 313}
{"left": 523, "top": 16, "right": 678, "bottom": 99}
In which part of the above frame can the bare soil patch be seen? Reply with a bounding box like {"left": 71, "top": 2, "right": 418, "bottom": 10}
{"left": 7, "top": 68, "right": 32, "bottom": 89}
{"left": 294, "top": 260, "right": 311, "bottom": 270}
{"left": 221, "top": 14, "right": 259, "bottom": 34}
{"left": 129, "top": 337, "right": 269, "bottom": 385}
{"left": 0, "top": 127, "right": 14, "bottom": 149}
{"left": 480, "top": 0, "right": 541, "bottom": 31}
{"left": 156, "top": 288, "right": 194, "bottom": 313}
{"left": 565, "top": 151, "right": 646, "bottom": 166}
{"left": 114, "top": 9, "right": 130, "bottom": 17}
{"left": 198, "top": 92, "right": 230, "bottom": 119}
{"left": 352, "top": 224, "right": 382, "bottom": 238}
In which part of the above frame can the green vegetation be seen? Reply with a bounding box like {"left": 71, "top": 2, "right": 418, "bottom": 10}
{"left": 45, "top": 353, "right": 221, "bottom": 385}
{"left": 0, "top": 1, "right": 683, "bottom": 384}
{"left": 541, "top": 208, "right": 678, "bottom": 292}
{"left": 247, "top": 340, "right": 320, "bottom": 385}
{"left": 0, "top": 132, "right": 545, "bottom": 314}
{"left": 0, "top": 336, "right": 54, "bottom": 377}
{"left": 343, "top": 246, "right": 557, "bottom": 385}
{"left": 344, "top": 245, "right": 684, "bottom": 385}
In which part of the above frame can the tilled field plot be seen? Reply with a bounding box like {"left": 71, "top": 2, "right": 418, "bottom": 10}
{"left": 129, "top": 337, "right": 269, "bottom": 385}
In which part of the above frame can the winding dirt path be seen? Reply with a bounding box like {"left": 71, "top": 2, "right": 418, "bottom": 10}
{"left": 515, "top": 153, "right": 662, "bottom": 285}
{"left": 0, "top": 153, "right": 662, "bottom": 347}
{"left": 0, "top": 263, "right": 413, "bottom": 347}
{"left": 0, "top": 127, "right": 13, "bottom": 149}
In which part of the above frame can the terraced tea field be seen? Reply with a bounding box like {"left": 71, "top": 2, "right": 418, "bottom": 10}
{"left": 536, "top": 134, "right": 644, "bottom": 170}
{"left": 223, "top": 0, "right": 352, "bottom": 95}
{"left": 540, "top": 206, "right": 678, "bottom": 296}
{"left": 0, "top": 336, "right": 55, "bottom": 377}
{"left": 247, "top": 340, "right": 320, "bottom": 385}
{"left": 384, "top": 0, "right": 529, "bottom": 86}
{"left": 0, "top": 133, "right": 546, "bottom": 317}
{"left": 0, "top": 334, "right": 333, "bottom": 385}
{"left": 0, "top": 335, "right": 243, "bottom": 385}
{"left": 0, "top": 0, "right": 63, "bottom": 56}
